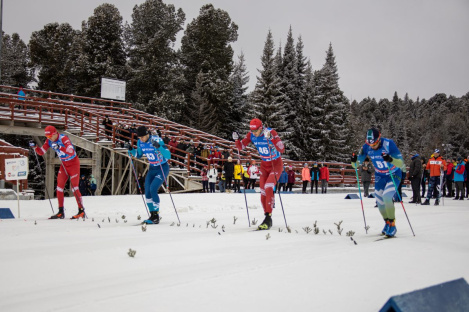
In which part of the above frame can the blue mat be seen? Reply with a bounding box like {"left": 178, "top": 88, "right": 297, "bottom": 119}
{"left": 0, "top": 208, "right": 15, "bottom": 219}
{"left": 345, "top": 194, "right": 359, "bottom": 199}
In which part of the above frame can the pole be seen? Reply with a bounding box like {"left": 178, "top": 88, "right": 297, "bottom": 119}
{"left": 128, "top": 154, "right": 150, "bottom": 217}
{"left": 267, "top": 143, "right": 288, "bottom": 228}
{"left": 157, "top": 160, "right": 180, "bottom": 224}
{"left": 31, "top": 147, "right": 55, "bottom": 214}
{"left": 353, "top": 163, "right": 368, "bottom": 234}
{"left": 385, "top": 162, "right": 416, "bottom": 236}
{"left": 237, "top": 148, "right": 250, "bottom": 227}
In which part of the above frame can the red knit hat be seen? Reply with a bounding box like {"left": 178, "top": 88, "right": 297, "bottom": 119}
{"left": 45, "top": 125, "right": 57, "bottom": 137}
{"left": 250, "top": 118, "right": 262, "bottom": 131}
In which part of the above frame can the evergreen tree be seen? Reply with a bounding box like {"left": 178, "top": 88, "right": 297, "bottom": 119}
{"left": 75, "top": 3, "right": 127, "bottom": 98}
{"left": 228, "top": 52, "right": 250, "bottom": 133}
{"left": 29, "top": 23, "right": 78, "bottom": 93}
{"left": 125, "top": 0, "right": 186, "bottom": 120}
{"left": 1, "top": 32, "right": 33, "bottom": 86}
{"left": 315, "top": 43, "right": 350, "bottom": 162}
{"left": 180, "top": 4, "right": 238, "bottom": 137}
{"left": 251, "top": 30, "right": 286, "bottom": 135}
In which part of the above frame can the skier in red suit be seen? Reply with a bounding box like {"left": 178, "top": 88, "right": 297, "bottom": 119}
{"left": 30, "top": 125, "right": 85, "bottom": 219}
{"left": 233, "top": 118, "right": 285, "bottom": 230}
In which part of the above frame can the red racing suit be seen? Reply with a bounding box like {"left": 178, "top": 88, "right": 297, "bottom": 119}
{"left": 235, "top": 128, "right": 284, "bottom": 214}
{"left": 35, "top": 134, "right": 83, "bottom": 209}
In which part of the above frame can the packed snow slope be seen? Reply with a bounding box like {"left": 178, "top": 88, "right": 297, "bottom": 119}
{"left": 1, "top": 191, "right": 468, "bottom": 312}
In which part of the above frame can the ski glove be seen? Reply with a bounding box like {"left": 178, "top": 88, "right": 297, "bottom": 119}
{"left": 152, "top": 140, "right": 160, "bottom": 149}
{"left": 382, "top": 152, "right": 393, "bottom": 163}
{"left": 263, "top": 129, "right": 271, "bottom": 139}
{"left": 232, "top": 131, "right": 239, "bottom": 140}
{"left": 28, "top": 140, "right": 36, "bottom": 147}
{"left": 50, "top": 142, "right": 60, "bottom": 151}
{"left": 351, "top": 154, "right": 357, "bottom": 163}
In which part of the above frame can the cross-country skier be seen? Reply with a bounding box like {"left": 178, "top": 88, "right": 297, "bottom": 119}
{"left": 351, "top": 128, "right": 405, "bottom": 237}
{"left": 233, "top": 118, "right": 285, "bottom": 230}
{"left": 29, "top": 125, "right": 85, "bottom": 219}
{"left": 127, "top": 126, "right": 170, "bottom": 224}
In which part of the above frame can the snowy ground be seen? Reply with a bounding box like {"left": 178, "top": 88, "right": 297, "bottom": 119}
{"left": 1, "top": 190, "right": 468, "bottom": 312}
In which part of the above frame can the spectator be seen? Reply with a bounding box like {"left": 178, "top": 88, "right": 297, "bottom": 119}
{"left": 310, "top": 162, "right": 320, "bottom": 194}
{"left": 129, "top": 124, "right": 137, "bottom": 145}
{"left": 360, "top": 158, "right": 373, "bottom": 197}
{"left": 301, "top": 163, "right": 310, "bottom": 194}
{"left": 408, "top": 151, "right": 422, "bottom": 203}
{"left": 201, "top": 165, "right": 209, "bottom": 193}
{"left": 168, "top": 137, "right": 178, "bottom": 155}
{"left": 278, "top": 167, "right": 288, "bottom": 193}
{"left": 201, "top": 144, "right": 210, "bottom": 160}
{"left": 422, "top": 149, "right": 447, "bottom": 206}
{"left": 453, "top": 157, "right": 465, "bottom": 200}
{"left": 79, "top": 175, "right": 89, "bottom": 196}
{"left": 233, "top": 160, "right": 244, "bottom": 193}
{"left": 465, "top": 158, "right": 469, "bottom": 198}
{"left": 194, "top": 143, "right": 204, "bottom": 172}
{"left": 286, "top": 166, "right": 295, "bottom": 192}
{"left": 247, "top": 159, "right": 259, "bottom": 189}
{"left": 221, "top": 148, "right": 230, "bottom": 160}
{"left": 17, "top": 85, "right": 26, "bottom": 100}
{"left": 176, "top": 139, "right": 187, "bottom": 168}
{"left": 102, "top": 115, "right": 113, "bottom": 140}
{"left": 319, "top": 163, "right": 330, "bottom": 194}
{"left": 444, "top": 157, "right": 454, "bottom": 197}
{"left": 89, "top": 175, "right": 97, "bottom": 196}
{"left": 242, "top": 161, "right": 250, "bottom": 189}
{"left": 207, "top": 164, "right": 217, "bottom": 193}
{"left": 223, "top": 156, "right": 235, "bottom": 192}
{"left": 218, "top": 171, "right": 226, "bottom": 193}
{"left": 162, "top": 133, "right": 170, "bottom": 145}
{"left": 421, "top": 157, "right": 429, "bottom": 199}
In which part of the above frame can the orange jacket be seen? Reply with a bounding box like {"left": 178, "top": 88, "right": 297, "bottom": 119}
{"left": 426, "top": 156, "right": 447, "bottom": 177}
{"left": 302, "top": 167, "right": 311, "bottom": 181}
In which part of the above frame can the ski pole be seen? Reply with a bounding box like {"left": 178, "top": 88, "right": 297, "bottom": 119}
{"left": 352, "top": 158, "right": 368, "bottom": 234}
{"left": 237, "top": 148, "right": 251, "bottom": 227}
{"left": 385, "top": 162, "right": 416, "bottom": 236}
{"left": 128, "top": 153, "right": 150, "bottom": 217}
{"left": 157, "top": 160, "right": 181, "bottom": 224}
{"left": 267, "top": 144, "right": 288, "bottom": 228}
{"left": 30, "top": 146, "right": 55, "bottom": 214}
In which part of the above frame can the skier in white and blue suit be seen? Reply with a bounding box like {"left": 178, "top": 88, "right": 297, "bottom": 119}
{"left": 128, "top": 126, "right": 171, "bottom": 224}
{"left": 351, "top": 128, "right": 405, "bottom": 237}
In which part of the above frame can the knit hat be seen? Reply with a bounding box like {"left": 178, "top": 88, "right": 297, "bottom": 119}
{"left": 410, "top": 151, "right": 417, "bottom": 155}
{"left": 136, "top": 126, "right": 148, "bottom": 137}
{"left": 365, "top": 128, "right": 381, "bottom": 146}
{"left": 434, "top": 149, "right": 440, "bottom": 154}
{"left": 228, "top": 156, "right": 233, "bottom": 161}
{"left": 250, "top": 118, "right": 262, "bottom": 130}
{"left": 44, "top": 125, "right": 57, "bottom": 137}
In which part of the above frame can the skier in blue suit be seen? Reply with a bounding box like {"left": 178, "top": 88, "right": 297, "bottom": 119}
{"left": 128, "top": 126, "right": 171, "bottom": 224}
{"left": 351, "top": 128, "right": 405, "bottom": 237}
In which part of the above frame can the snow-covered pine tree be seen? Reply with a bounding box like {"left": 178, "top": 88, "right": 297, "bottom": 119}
{"left": 280, "top": 27, "right": 300, "bottom": 159}
{"left": 180, "top": 4, "right": 238, "bottom": 137}
{"left": 125, "top": 0, "right": 186, "bottom": 120}
{"left": 228, "top": 52, "right": 250, "bottom": 134}
{"left": 315, "top": 43, "right": 350, "bottom": 162}
{"left": 74, "top": 3, "right": 127, "bottom": 98}
{"left": 29, "top": 23, "right": 78, "bottom": 93}
{"left": 0, "top": 33, "right": 33, "bottom": 87}
{"left": 251, "top": 30, "right": 286, "bottom": 137}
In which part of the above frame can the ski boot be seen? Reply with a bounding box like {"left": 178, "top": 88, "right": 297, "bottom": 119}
{"left": 434, "top": 199, "right": 440, "bottom": 206}
{"left": 71, "top": 208, "right": 85, "bottom": 219}
{"left": 381, "top": 219, "right": 390, "bottom": 235}
{"left": 49, "top": 207, "right": 65, "bottom": 219}
{"left": 258, "top": 212, "right": 272, "bottom": 230}
{"left": 421, "top": 199, "right": 430, "bottom": 205}
{"left": 144, "top": 211, "right": 160, "bottom": 224}
{"left": 386, "top": 220, "right": 397, "bottom": 237}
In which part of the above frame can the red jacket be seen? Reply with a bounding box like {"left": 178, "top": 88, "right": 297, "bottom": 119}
{"left": 320, "top": 166, "right": 330, "bottom": 182}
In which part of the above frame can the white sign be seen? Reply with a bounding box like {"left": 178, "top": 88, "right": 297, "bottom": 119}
{"left": 5, "top": 158, "right": 29, "bottom": 181}
{"left": 101, "top": 78, "right": 126, "bottom": 101}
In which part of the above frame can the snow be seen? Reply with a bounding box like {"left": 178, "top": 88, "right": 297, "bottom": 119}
{"left": 1, "top": 191, "right": 468, "bottom": 312}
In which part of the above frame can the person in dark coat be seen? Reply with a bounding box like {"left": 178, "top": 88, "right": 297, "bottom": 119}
{"left": 79, "top": 175, "right": 89, "bottom": 196}
{"left": 102, "top": 116, "right": 113, "bottom": 140}
{"left": 223, "top": 156, "right": 235, "bottom": 192}
{"left": 421, "top": 157, "right": 430, "bottom": 199}
{"left": 286, "top": 166, "right": 295, "bottom": 192}
{"left": 176, "top": 139, "right": 187, "bottom": 168}
{"left": 310, "top": 162, "right": 320, "bottom": 194}
{"left": 360, "top": 158, "right": 373, "bottom": 197}
{"left": 408, "top": 151, "right": 422, "bottom": 203}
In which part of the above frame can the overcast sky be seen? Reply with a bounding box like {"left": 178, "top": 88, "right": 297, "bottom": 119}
{"left": 3, "top": 0, "right": 469, "bottom": 101}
